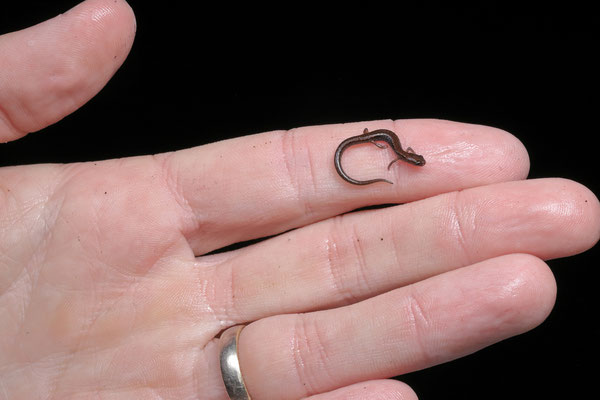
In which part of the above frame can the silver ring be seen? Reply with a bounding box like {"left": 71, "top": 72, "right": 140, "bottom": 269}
{"left": 219, "top": 325, "right": 252, "bottom": 400}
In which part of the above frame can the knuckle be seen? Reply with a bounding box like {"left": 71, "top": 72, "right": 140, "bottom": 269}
{"left": 446, "top": 190, "right": 476, "bottom": 264}
{"left": 290, "top": 315, "right": 333, "bottom": 395}
{"left": 322, "top": 217, "right": 373, "bottom": 305}
{"left": 279, "top": 128, "right": 316, "bottom": 217}
{"left": 207, "top": 263, "right": 243, "bottom": 325}
{"left": 402, "top": 287, "right": 436, "bottom": 364}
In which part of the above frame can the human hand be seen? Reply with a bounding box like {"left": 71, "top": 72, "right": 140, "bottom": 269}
{"left": 2, "top": 1, "right": 599, "bottom": 399}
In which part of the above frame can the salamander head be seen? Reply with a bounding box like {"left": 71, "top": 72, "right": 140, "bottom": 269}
{"left": 405, "top": 152, "right": 426, "bottom": 166}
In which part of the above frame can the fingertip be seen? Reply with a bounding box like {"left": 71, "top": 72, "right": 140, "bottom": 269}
{"left": 465, "top": 253, "right": 557, "bottom": 329}
{"left": 393, "top": 119, "right": 531, "bottom": 188}
{"left": 505, "top": 253, "right": 557, "bottom": 327}
{"left": 64, "top": 0, "right": 137, "bottom": 51}
{"left": 495, "top": 125, "right": 531, "bottom": 180}
{"left": 558, "top": 178, "right": 600, "bottom": 253}
{"left": 529, "top": 178, "right": 600, "bottom": 258}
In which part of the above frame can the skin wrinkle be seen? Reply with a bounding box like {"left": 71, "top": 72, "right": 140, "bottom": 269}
{"left": 195, "top": 339, "right": 219, "bottom": 400}
{"left": 323, "top": 216, "right": 354, "bottom": 305}
{"left": 195, "top": 275, "right": 227, "bottom": 334}
{"left": 293, "top": 314, "right": 335, "bottom": 398}
{"left": 300, "top": 128, "right": 319, "bottom": 198}
{"left": 18, "top": 250, "right": 50, "bottom": 359}
{"left": 150, "top": 153, "right": 199, "bottom": 246}
{"left": 202, "top": 267, "right": 234, "bottom": 329}
{"left": 201, "top": 266, "right": 227, "bottom": 327}
{"left": 0, "top": 244, "right": 27, "bottom": 299}
{"left": 0, "top": 379, "right": 7, "bottom": 400}
{"left": 402, "top": 287, "right": 435, "bottom": 368}
{"left": 3, "top": 190, "right": 51, "bottom": 240}
{"left": 0, "top": 102, "right": 22, "bottom": 141}
{"left": 64, "top": 327, "right": 191, "bottom": 396}
{"left": 351, "top": 221, "right": 375, "bottom": 302}
{"left": 447, "top": 191, "right": 474, "bottom": 265}
{"left": 49, "top": 342, "right": 74, "bottom": 400}
{"left": 282, "top": 128, "right": 316, "bottom": 218}
{"left": 41, "top": 243, "right": 179, "bottom": 360}
{"left": 323, "top": 233, "right": 342, "bottom": 307}
{"left": 60, "top": 163, "right": 184, "bottom": 276}
{"left": 0, "top": 266, "right": 32, "bottom": 355}
{"left": 66, "top": 265, "right": 104, "bottom": 349}
{"left": 291, "top": 317, "right": 311, "bottom": 399}
{"left": 82, "top": 272, "right": 140, "bottom": 349}
{"left": 348, "top": 221, "right": 371, "bottom": 304}
{"left": 220, "top": 261, "right": 242, "bottom": 326}
{"left": 1, "top": 354, "right": 51, "bottom": 399}
{"left": 310, "top": 318, "right": 335, "bottom": 395}
{"left": 0, "top": 194, "right": 39, "bottom": 299}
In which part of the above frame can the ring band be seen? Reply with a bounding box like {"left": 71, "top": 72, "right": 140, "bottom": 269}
{"left": 219, "top": 325, "right": 252, "bottom": 400}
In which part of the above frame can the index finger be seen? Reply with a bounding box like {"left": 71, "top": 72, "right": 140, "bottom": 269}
{"left": 165, "top": 118, "right": 529, "bottom": 254}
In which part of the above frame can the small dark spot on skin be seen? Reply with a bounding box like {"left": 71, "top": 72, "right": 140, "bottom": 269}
{"left": 380, "top": 237, "right": 384, "bottom": 241}
{"left": 585, "top": 199, "right": 588, "bottom": 203}
{"left": 104, "top": 191, "right": 108, "bottom": 195}
{"left": 113, "top": 55, "right": 117, "bottom": 59}
{"left": 356, "top": 238, "right": 360, "bottom": 242}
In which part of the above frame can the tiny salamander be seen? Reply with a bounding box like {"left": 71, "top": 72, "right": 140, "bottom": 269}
{"left": 334, "top": 128, "right": 425, "bottom": 185}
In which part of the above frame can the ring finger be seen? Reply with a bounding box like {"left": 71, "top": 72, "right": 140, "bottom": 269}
{"left": 235, "top": 253, "right": 556, "bottom": 400}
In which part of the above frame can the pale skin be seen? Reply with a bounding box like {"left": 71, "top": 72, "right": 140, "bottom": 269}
{"left": 1, "top": 1, "right": 599, "bottom": 399}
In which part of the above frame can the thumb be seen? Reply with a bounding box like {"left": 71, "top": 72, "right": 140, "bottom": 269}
{"left": 0, "top": 0, "right": 136, "bottom": 143}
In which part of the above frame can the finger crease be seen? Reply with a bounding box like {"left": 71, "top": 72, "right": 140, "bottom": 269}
{"left": 284, "top": 129, "right": 317, "bottom": 218}
{"left": 449, "top": 192, "right": 473, "bottom": 265}
{"left": 350, "top": 222, "right": 372, "bottom": 301}
{"left": 0, "top": 101, "right": 25, "bottom": 141}
{"left": 405, "top": 288, "right": 434, "bottom": 366}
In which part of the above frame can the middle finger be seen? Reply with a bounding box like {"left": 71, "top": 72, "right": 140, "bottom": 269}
{"left": 203, "top": 178, "right": 598, "bottom": 323}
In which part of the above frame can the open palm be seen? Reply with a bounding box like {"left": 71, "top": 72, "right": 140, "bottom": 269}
{"left": 2, "top": 1, "right": 599, "bottom": 399}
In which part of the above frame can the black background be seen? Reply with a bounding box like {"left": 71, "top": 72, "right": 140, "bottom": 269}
{"left": 1, "top": 1, "right": 598, "bottom": 399}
